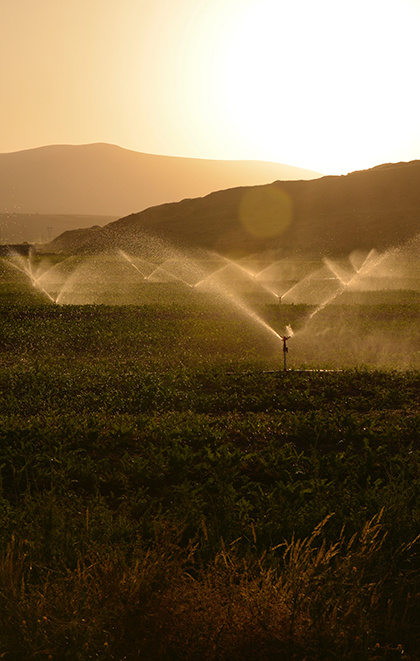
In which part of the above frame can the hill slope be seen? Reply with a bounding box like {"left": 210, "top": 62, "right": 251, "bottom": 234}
{"left": 0, "top": 213, "right": 117, "bottom": 244}
{"left": 0, "top": 143, "right": 321, "bottom": 218}
{"left": 49, "top": 160, "right": 420, "bottom": 257}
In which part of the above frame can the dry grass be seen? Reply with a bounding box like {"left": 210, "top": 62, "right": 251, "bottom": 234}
{"left": 0, "top": 513, "right": 418, "bottom": 659}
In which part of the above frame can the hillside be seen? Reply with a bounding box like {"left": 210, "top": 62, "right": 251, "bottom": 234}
{"left": 0, "top": 213, "right": 117, "bottom": 244}
{"left": 48, "top": 160, "right": 420, "bottom": 257}
{"left": 0, "top": 143, "right": 321, "bottom": 218}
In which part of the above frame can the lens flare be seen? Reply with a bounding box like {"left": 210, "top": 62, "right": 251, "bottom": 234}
{"left": 239, "top": 186, "right": 293, "bottom": 239}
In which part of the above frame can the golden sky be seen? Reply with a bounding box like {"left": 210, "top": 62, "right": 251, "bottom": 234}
{"left": 1, "top": 0, "right": 419, "bottom": 174}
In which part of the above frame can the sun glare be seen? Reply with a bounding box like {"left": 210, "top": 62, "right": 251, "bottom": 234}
{"left": 201, "top": 0, "right": 420, "bottom": 173}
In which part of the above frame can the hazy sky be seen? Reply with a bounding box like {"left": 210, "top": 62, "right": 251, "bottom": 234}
{"left": 2, "top": 0, "right": 419, "bottom": 174}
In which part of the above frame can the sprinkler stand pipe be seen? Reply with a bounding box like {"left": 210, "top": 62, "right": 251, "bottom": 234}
{"left": 280, "top": 335, "right": 290, "bottom": 371}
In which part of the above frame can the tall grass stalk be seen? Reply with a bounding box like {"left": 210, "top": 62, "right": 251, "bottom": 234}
{"left": 0, "top": 514, "right": 418, "bottom": 659}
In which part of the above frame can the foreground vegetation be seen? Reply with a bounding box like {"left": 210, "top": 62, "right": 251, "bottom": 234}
{"left": 0, "top": 300, "right": 419, "bottom": 659}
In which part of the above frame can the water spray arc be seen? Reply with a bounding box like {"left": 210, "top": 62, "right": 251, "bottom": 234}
{"left": 6, "top": 249, "right": 58, "bottom": 303}
{"left": 5, "top": 238, "right": 416, "bottom": 369}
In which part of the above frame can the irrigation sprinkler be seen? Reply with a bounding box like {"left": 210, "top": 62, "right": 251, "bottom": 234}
{"left": 280, "top": 335, "right": 291, "bottom": 371}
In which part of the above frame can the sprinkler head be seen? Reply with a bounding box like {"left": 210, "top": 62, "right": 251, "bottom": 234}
{"left": 280, "top": 334, "right": 291, "bottom": 349}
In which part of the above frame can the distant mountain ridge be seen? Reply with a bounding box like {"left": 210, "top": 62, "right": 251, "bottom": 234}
{"left": 48, "top": 160, "right": 420, "bottom": 257}
{"left": 0, "top": 143, "right": 321, "bottom": 218}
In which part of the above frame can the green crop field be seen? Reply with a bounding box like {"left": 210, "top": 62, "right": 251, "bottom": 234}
{"left": 0, "top": 252, "right": 419, "bottom": 659}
